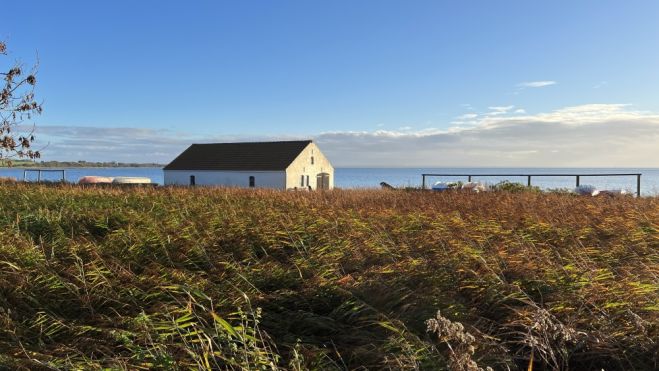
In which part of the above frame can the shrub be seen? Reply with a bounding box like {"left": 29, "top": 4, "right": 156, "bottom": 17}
{"left": 492, "top": 180, "right": 541, "bottom": 193}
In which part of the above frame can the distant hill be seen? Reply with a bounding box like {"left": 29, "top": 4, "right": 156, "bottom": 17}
{"left": 0, "top": 160, "right": 164, "bottom": 168}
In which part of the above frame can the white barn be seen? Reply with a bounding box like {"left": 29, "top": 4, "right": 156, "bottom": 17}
{"left": 163, "top": 140, "right": 334, "bottom": 190}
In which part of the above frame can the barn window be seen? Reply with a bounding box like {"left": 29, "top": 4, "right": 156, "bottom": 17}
{"left": 311, "top": 156, "right": 314, "bottom": 165}
{"left": 306, "top": 175, "right": 310, "bottom": 187}
{"left": 300, "top": 175, "right": 305, "bottom": 187}
{"left": 189, "top": 175, "right": 196, "bottom": 186}
{"left": 249, "top": 176, "right": 255, "bottom": 187}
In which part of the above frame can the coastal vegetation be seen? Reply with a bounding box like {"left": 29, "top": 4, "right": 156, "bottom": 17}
{"left": 0, "top": 185, "right": 656, "bottom": 370}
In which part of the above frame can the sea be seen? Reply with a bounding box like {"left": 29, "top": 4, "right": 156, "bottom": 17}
{"left": 1, "top": 167, "right": 658, "bottom": 195}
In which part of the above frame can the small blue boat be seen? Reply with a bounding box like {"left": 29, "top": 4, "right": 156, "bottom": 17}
{"left": 431, "top": 182, "right": 450, "bottom": 191}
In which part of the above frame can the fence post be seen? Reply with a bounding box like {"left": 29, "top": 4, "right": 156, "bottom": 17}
{"left": 637, "top": 174, "right": 641, "bottom": 197}
{"left": 527, "top": 175, "right": 531, "bottom": 187}
{"left": 576, "top": 175, "right": 580, "bottom": 188}
{"left": 422, "top": 175, "right": 426, "bottom": 190}
{"left": 468, "top": 175, "right": 472, "bottom": 182}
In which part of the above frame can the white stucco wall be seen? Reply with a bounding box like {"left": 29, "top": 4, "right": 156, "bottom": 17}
{"left": 285, "top": 142, "right": 334, "bottom": 190}
{"left": 164, "top": 170, "right": 286, "bottom": 188}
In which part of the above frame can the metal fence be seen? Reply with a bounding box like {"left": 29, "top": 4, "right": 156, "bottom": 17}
{"left": 23, "top": 169, "right": 66, "bottom": 182}
{"left": 421, "top": 173, "right": 642, "bottom": 196}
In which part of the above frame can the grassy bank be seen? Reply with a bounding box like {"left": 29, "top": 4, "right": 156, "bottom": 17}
{"left": 0, "top": 185, "right": 656, "bottom": 370}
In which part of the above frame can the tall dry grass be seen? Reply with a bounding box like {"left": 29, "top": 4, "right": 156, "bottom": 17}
{"left": 0, "top": 184, "right": 656, "bottom": 370}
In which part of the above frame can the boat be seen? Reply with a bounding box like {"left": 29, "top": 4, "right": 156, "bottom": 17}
{"left": 431, "top": 182, "right": 450, "bottom": 191}
{"left": 380, "top": 181, "right": 395, "bottom": 189}
{"left": 461, "top": 181, "right": 488, "bottom": 192}
{"left": 592, "top": 189, "right": 627, "bottom": 197}
{"left": 112, "top": 177, "right": 152, "bottom": 184}
{"left": 574, "top": 185, "right": 597, "bottom": 196}
{"left": 78, "top": 176, "right": 113, "bottom": 184}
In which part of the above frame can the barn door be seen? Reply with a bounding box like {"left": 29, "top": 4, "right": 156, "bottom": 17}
{"left": 316, "top": 173, "right": 330, "bottom": 190}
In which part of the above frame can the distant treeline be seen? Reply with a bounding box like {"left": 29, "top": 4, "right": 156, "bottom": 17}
{"left": 0, "top": 160, "right": 164, "bottom": 168}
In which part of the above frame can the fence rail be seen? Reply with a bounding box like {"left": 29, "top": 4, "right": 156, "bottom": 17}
{"left": 421, "top": 173, "right": 642, "bottom": 196}
{"left": 23, "top": 169, "right": 66, "bottom": 182}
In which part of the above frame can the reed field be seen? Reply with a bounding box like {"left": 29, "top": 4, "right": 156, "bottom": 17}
{"left": 0, "top": 184, "right": 656, "bottom": 370}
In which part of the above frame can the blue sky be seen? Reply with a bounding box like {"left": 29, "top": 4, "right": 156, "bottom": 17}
{"left": 2, "top": 1, "right": 659, "bottom": 166}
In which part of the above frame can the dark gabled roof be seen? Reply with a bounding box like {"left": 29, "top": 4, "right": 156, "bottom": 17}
{"left": 163, "top": 140, "right": 312, "bottom": 171}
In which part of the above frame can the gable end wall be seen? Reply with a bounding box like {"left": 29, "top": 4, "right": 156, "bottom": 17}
{"left": 285, "top": 142, "right": 334, "bottom": 189}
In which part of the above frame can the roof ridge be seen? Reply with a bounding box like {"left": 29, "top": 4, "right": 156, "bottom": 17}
{"left": 191, "top": 139, "right": 312, "bottom": 146}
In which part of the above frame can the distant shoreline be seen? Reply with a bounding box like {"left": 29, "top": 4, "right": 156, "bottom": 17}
{"left": 2, "top": 166, "right": 165, "bottom": 169}
{"left": 0, "top": 161, "right": 164, "bottom": 168}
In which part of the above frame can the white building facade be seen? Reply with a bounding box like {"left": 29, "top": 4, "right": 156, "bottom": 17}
{"left": 163, "top": 140, "right": 333, "bottom": 190}
{"left": 164, "top": 170, "right": 286, "bottom": 188}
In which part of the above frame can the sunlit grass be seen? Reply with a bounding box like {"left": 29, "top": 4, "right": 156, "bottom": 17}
{"left": 0, "top": 184, "right": 656, "bottom": 369}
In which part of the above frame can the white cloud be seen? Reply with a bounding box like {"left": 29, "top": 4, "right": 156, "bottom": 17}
{"left": 26, "top": 104, "right": 659, "bottom": 167}
{"left": 486, "top": 105, "right": 515, "bottom": 116}
{"left": 456, "top": 113, "right": 478, "bottom": 120}
{"left": 593, "top": 81, "right": 608, "bottom": 89}
{"left": 314, "top": 104, "right": 659, "bottom": 167}
{"left": 26, "top": 126, "right": 282, "bottom": 163}
{"left": 488, "top": 105, "right": 514, "bottom": 111}
{"left": 517, "top": 81, "right": 557, "bottom": 88}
